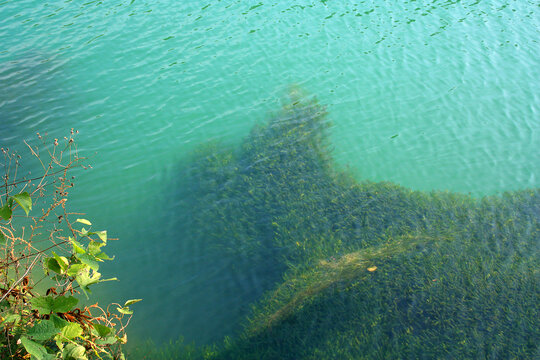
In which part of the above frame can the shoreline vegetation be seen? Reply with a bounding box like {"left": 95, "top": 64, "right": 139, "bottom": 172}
{"left": 0, "top": 134, "right": 139, "bottom": 360}
{"left": 132, "top": 93, "right": 539, "bottom": 359}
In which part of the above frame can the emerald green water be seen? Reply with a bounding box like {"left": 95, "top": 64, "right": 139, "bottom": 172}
{"left": 1, "top": 0, "right": 539, "bottom": 353}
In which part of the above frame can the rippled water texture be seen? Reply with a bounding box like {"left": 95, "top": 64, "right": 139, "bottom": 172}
{"left": 1, "top": 0, "right": 539, "bottom": 352}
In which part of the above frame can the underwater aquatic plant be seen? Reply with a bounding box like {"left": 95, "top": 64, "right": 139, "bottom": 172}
{"left": 215, "top": 187, "right": 539, "bottom": 359}
{"left": 149, "top": 93, "right": 539, "bottom": 359}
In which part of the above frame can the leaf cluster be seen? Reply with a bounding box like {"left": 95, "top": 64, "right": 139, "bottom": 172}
{"left": 0, "top": 134, "right": 139, "bottom": 359}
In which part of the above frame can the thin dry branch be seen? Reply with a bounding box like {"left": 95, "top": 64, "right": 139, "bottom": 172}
{"left": 0, "top": 254, "right": 41, "bottom": 303}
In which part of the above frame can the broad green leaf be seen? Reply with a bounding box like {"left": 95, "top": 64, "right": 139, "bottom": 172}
{"left": 75, "top": 268, "right": 101, "bottom": 296}
{"left": 26, "top": 319, "right": 59, "bottom": 340}
{"left": 95, "top": 334, "right": 118, "bottom": 346}
{"left": 62, "top": 343, "right": 88, "bottom": 360}
{"left": 60, "top": 323, "right": 83, "bottom": 340}
{"left": 67, "top": 264, "right": 86, "bottom": 277}
{"left": 92, "top": 323, "right": 112, "bottom": 338}
{"left": 12, "top": 192, "right": 32, "bottom": 216}
{"left": 116, "top": 306, "right": 133, "bottom": 315}
{"left": 76, "top": 268, "right": 101, "bottom": 288}
{"left": 71, "top": 239, "right": 86, "bottom": 254}
{"left": 21, "top": 336, "right": 51, "bottom": 360}
{"left": 30, "top": 295, "right": 78, "bottom": 314}
{"left": 50, "top": 314, "right": 69, "bottom": 329}
{"left": 0, "top": 203, "right": 12, "bottom": 220}
{"left": 86, "top": 241, "right": 114, "bottom": 261}
{"left": 52, "top": 296, "right": 79, "bottom": 313}
{"left": 76, "top": 218, "right": 91, "bottom": 226}
{"left": 46, "top": 258, "right": 62, "bottom": 274}
{"left": 77, "top": 254, "right": 100, "bottom": 271}
{"left": 30, "top": 296, "right": 56, "bottom": 314}
{"left": 124, "top": 299, "right": 142, "bottom": 307}
{"left": 52, "top": 252, "right": 69, "bottom": 273}
{"left": 87, "top": 240, "right": 104, "bottom": 256}
{"left": 0, "top": 231, "right": 6, "bottom": 245}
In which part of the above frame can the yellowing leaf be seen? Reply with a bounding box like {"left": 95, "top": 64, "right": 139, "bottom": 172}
{"left": 116, "top": 307, "right": 133, "bottom": 315}
{"left": 95, "top": 230, "right": 107, "bottom": 243}
{"left": 367, "top": 266, "right": 377, "bottom": 272}
{"left": 124, "top": 299, "right": 142, "bottom": 307}
{"left": 76, "top": 218, "right": 92, "bottom": 226}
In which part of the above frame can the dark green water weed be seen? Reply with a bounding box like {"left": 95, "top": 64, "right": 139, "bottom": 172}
{"left": 133, "top": 95, "right": 539, "bottom": 359}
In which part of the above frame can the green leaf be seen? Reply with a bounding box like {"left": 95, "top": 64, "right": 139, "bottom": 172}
{"left": 85, "top": 240, "right": 114, "bottom": 261}
{"left": 53, "top": 296, "right": 79, "bottom": 313}
{"left": 0, "top": 203, "right": 12, "bottom": 220}
{"left": 66, "top": 264, "right": 86, "bottom": 277}
{"left": 62, "top": 343, "right": 88, "bottom": 360}
{"left": 116, "top": 307, "right": 133, "bottom": 315}
{"left": 0, "top": 231, "right": 6, "bottom": 245}
{"left": 95, "top": 230, "right": 107, "bottom": 243}
{"left": 71, "top": 239, "right": 86, "bottom": 254}
{"left": 50, "top": 314, "right": 69, "bottom": 329}
{"left": 30, "top": 296, "right": 55, "bottom": 314}
{"left": 95, "top": 251, "right": 114, "bottom": 261}
{"left": 95, "top": 334, "right": 118, "bottom": 346}
{"left": 12, "top": 192, "right": 32, "bottom": 216}
{"left": 124, "top": 299, "right": 142, "bottom": 307}
{"left": 21, "top": 336, "right": 52, "bottom": 360}
{"left": 52, "top": 252, "right": 69, "bottom": 273}
{"left": 77, "top": 254, "right": 100, "bottom": 271}
{"left": 92, "top": 323, "right": 112, "bottom": 338}
{"left": 75, "top": 268, "right": 101, "bottom": 295}
{"left": 76, "top": 218, "right": 91, "bottom": 226}
{"left": 30, "top": 295, "right": 78, "bottom": 314}
{"left": 87, "top": 240, "right": 104, "bottom": 256}
{"left": 80, "top": 227, "right": 89, "bottom": 237}
{"left": 26, "top": 319, "right": 60, "bottom": 340}
{"left": 46, "top": 258, "right": 62, "bottom": 274}
{"left": 60, "top": 323, "right": 83, "bottom": 340}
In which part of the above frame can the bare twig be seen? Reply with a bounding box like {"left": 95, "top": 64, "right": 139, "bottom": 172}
{"left": 0, "top": 254, "right": 41, "bottom": 303}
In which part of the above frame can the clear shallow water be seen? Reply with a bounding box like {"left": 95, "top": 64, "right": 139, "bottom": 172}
{"left": 1, "top": 0, "right": 539, "bottom": 353}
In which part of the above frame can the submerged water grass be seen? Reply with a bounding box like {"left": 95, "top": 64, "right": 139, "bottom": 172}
{"left": 133, "top": 94, "right": 539, "bottom": 359}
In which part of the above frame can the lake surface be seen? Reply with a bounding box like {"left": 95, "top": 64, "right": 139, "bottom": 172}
{"left": 1, "top": 0, "right": 539, "bottom": 356}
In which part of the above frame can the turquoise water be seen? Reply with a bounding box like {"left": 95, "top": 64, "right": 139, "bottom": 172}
{"left": 1, "top": 0, "right": 539, "bottom": 354}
